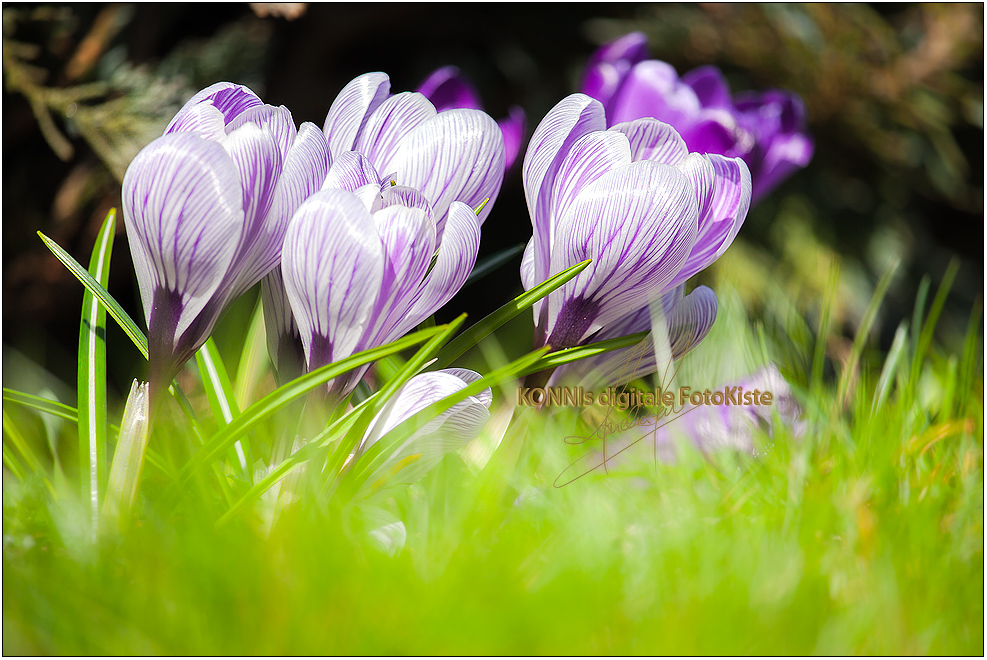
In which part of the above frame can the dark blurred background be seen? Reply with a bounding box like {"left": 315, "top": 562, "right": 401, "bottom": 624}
{"left": 3, "top": 3, "right": 983, "bottom": 399}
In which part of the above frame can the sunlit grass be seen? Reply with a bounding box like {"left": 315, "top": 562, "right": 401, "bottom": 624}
{"left": 2, "top": 230, "right": 983, "bottom": 654}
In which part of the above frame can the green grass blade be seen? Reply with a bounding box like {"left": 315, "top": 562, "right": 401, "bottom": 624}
{"left": 812, "top": 260, "right": 841, "bottom": 394}
{"left": 234, "top": 298, "right": 269, "bottom": 410}
{"left": 836, "top": 256, "right": 900, "bottom": 406}
{"left": 195, "top": 338, "right": 251, "bottom": 475}
{"left": 871, "top": 322, "right": 908, "bottom": 415}
{"left": 38, "top": 230, "right": 148, "bottom": 359}
{"left": 4, "top": 388, "right": 80, "bottom": 424}
{"left": 516, "top": 331, "right": 650, "bottom": 377}
{"left": 168, "top": 324, "right": 450, "bottom": 497}
{"left": 464, "top": 243, "right": 525, "bottom": 289}
{"left": 2, "top": 388, "right": 175, "bottom": 480}
{"left": 908, "top": 258, "right": 959, "bottom": 394}
{"left": 431, "top": 258, "right": 591, "bottom": 369}
{"left": 78, "top": 208, "right": 116, "bottom": 536}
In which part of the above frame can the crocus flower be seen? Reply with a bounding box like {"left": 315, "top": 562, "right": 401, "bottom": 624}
{"left": 521, "top": 93, "right": 751, "bottom": 386}
{"left": 417, "top": 65, "right": 526, "bottom": 170}
{"left": 279, "top": 180, "right": 481, "bottom": 398}
{"left": 123, "top": 82, "right": 329, "bottom": 394}
{"left": 581, "top": 32, "right": 813, "bottom": 202}
{"left": 355, "top": 368, "right": 492, "bottom": 494}
{"left": 263, "top": 72, "right": 505, "bottom": 385}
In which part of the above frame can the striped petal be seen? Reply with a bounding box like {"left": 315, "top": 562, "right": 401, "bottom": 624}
{"left": 403, "top": 201, "right": 480, "bottom": 333}
{"left": 417, "top": 66, "right": 482, "bottom": 111}
{"left": 522, "top": 94, "right": 607, "bottom": 284}
{"left": 323, "top": 150, "right": 381, "bottom": 193}
{"left": 235, "top": 122, "right": 331, "bottom": 299}
{"left": 166, "top": 82, "right": 263, "bottom": 133}
{"left": 261, "top": 266, "right": 304, "bottom": 383}
{"left": 608, "top": 118, "right": 689, "bottom": 165}
{"left": 666, "top": 154, "right": 750, "bottom": 289}
{"left": 323, "top": 72, "right": 390, "bottom": 158}
{"left": 227, "top": 104, "right": 298, "bottom": 160}
{"left": 390, "top": 108, "right": 505, "bottom": 232}
{"left": 544, "top": 160, "right": 698, "bottom": 348}
{"left": 122, "top": 133, "right": 244, "bottom": 342}
{"left": 358, "top": 369, "right": 491, "bottom": 491}
{"left": 280, "top": 189, "right": 384, "bottom": 372}
{"left": 354, "top": 92, "right": 437, "bottom": 175}
{"left": 666, "top": 285, "right": 717, "bottom": 360}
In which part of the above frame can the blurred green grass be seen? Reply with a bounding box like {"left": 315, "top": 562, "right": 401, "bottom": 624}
{"left": 3, "top": 262, "right": 982, "bottom": 655}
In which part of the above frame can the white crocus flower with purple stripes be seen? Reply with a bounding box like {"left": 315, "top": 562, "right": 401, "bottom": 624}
{"left": 355, "top": 368, "right": 492, "bottom": 493}
{"left": 521, "top": 93, "right": 751, "bottom": 387}
{"left": 123, "top": 82, "right": 330, "bottom": 395}
{"left": 263, "top": 72, "right": 505, "bottom": 384}
{"left": 279, "top": 174, "right": 482, "bottom": 399}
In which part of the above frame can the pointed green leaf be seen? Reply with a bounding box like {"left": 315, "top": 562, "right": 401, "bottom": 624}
{"left": 464, "top": 243, "right": 525, "bottom": 289}
{"left": 431, "top": 258, "right": 591, "bottom": 370}
{"left": 78, "top": 208, "right": 115, "bottom": 534}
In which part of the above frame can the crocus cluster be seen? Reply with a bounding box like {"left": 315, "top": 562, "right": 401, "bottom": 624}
{"left": 581, "top": 32, "right": 813, "bottom": 203}
{"left": 521, "top": 93, "right": 751, "bottom": 387}
{"left": 124, "top": 72, "right": 505, "bottom": 399}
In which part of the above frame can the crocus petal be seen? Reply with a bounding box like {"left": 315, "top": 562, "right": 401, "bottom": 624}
{"left": 166, "top": 82, "right": 263, "bottom": 133}
{"left": 280, "top": 189, "right": 384, "bottom": 371}
{"left": 667, "top": 154, "right": 751, "bottom": 289}
{"left": 359, "top": 369, "right": 491, "bottom": 490}
{"left": 227, "top": 104, "right": 298, "bottom": 160}
{"left": 367, "top": 200, "right": 436, "bottom": 344}
{"left": 162, "top": 103, "right": 227, "bottom": 141}
{"left": 681, "top": 66, "right": 732, "bottom": 109}
{"left": 219, "top": 123, "right": 282, "bottom": 299}
{"left": 608, "top": 118, "right": 689, "bottom": 165}
{"left": 498, "top": 105, "right": 526, "bottom": 170}
{"left": 609, "top": 60, "right": 702, "bottom": 129}
{"left": 323, "top": 72, "right": 391, "bottom": 157}
{"left": 323, "top": 151, "right": 382, "bottom": 192}
{"left": 751, "top": 132, "right": 814, "bottom": 203}
{"left": 552, "top": 130, "right": 632, "bottom": 236}
{"left": 237, "top": 122, "right": 331, "bottom": 298}
{"left": 545, "top": 160, "right": 698, "bottom": 347}
{"left": 522, "top": 94, "right": 607, "bottom": 283}
{"left": 390, "top": 108, "right": 505, "bottom": 230}
{"left": 355, "top": 92, "right": 437, "bottom": 175}
{"left": 585, "top": 31, "right": 650, "bottom": 72}
{"left": 435, "top": 367, "right": 492, "bottom": 408}
{"left": 664, "top": 285, "right": 717, "bottom": 360}
{"left": 123, "top": 133, "right": 244, "bottom": 341}
{"left": 403, "top": 201, "right": 480, "bottom": 333}
{"left": 416, "top": 65, "right": 482, "bottom": 111}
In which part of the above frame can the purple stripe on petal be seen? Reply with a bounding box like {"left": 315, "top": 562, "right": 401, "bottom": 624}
{"left": 391, "top": 108, "right": 505, "bottom": 229}
{"left": 227, "top": 104, "right": 298, "bottom": 160}
{"left": 402, "top": 201, "right": 480, "bottom": 335}
{"left": 608, "top": 118, "right": 689, "bottom": 165}
{"left": 667, "top": 285, "right": 717, "bottom": 360}
{"left": 166, "top": 82, "right": 263, "bottom": 134}
{"left": 522, "top": 93, "right": 606, "bottom": 284}
{"left": 323, "top": 151, "right": 382, "bottom": 193}
{"left": 667, "top": 154, "right": 750, "bottom": 289}
{"left": 552, "top": 130, "right": 632, "bottom": 233}
{"left": 163, "top": 103, "right": 227, "bottom": 141}
{"left": 355, "top": 92, "right": 437, "bottom": 175}
{"left": 545, "top": 160, "right": 698, "bottom": 345}
{"left": 122, "top": 133, "right": 244, "bottom": 340}
{"left": 323, "top": 72, "right": 391, "bottom": 158}
{"left": 280, "top": 189, "right": 385, "bottom": 371}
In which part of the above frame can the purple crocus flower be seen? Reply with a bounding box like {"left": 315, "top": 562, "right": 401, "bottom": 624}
{"left": 417, "top": 65, "right": 526, "bottom": 170}
{"left": 521, "top": 93, "right": 751, "bottom": 386}
{"left": 581, "top": 32, "right": 813, "bottom": 203}
{"left": 263, "top": 72, "right": 505, "bottom": 386}
{"left": 123, "top": 82, "right": 329, "bottom": 395}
